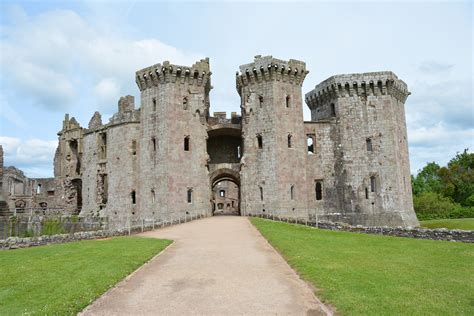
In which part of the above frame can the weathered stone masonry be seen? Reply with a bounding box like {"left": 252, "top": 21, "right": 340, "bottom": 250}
{"left": 0, "top": 55, "right": 419, "bottom": 228}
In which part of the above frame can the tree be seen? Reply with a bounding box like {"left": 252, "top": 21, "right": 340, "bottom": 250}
{"left": 412, "top": 162, "right": 442, "bottom": 196}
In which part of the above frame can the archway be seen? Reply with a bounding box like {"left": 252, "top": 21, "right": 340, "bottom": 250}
{"left": 209, "top": 168, "right": 240, "bottom": 216}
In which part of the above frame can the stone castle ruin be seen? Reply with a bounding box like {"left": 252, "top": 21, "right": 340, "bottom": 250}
{"left": 0, "top": 55, "right": 419, "bottom": 227}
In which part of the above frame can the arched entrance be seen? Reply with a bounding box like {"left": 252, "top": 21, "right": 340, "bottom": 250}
{"left": 209, "top": 168, "right": 240, "bottom": 216}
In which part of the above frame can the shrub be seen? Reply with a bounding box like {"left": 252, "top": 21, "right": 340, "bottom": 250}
{"left": 414, "top": 192, "right": 458, "bottom": 220}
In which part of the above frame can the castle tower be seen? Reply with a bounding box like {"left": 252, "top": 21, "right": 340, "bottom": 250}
{"left": 136, "top": 58, "right": 212, "bottom": 220}
{"left": 305, "top": 72, "right": 419, "bottom": 227}
{"left": 237, "top": 55, "right": 309, "bottom": 218}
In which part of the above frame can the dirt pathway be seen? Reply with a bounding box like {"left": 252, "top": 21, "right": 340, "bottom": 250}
{"left": 81, "top": 216, "right": 331, "bottom": 315}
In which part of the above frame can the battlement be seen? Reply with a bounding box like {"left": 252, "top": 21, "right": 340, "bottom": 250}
{"left": 236, "top": 55, "right": 308, "bottom": 93}
{"left": 305, "top": 71, "right": 410, "bottom": 109}
{"left": 61, "top": 114, "right": 82, "bottom": 131}
{"left": 135, "top": 58, "right": 211, "bottom": 91}
{"left": 208, "top": 111, "right": 241, "bottom": 126}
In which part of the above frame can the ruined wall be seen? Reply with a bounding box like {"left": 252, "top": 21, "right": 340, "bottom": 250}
{"left": 136, "top": 59, "right": 211, "bottom": 222}
{"left": 305, "top": 72, "right": 419, "bottom": 227}
{"left": 238, "top": 56, "right": 309, "bottom": 218}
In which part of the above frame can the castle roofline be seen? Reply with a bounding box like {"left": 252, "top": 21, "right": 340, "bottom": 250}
{"left": 305, "top": 71, "right": 410, "bottom": 108}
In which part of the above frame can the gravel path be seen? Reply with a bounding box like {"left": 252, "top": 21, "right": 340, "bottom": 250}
{"left": 81, "top": 216, "right": 331, "bottom": 315}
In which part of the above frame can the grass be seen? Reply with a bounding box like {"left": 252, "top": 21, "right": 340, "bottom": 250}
{"left": 250, "top": 217, "right": 474, "bottom": 315}
{"left": 0, "top": 236, "right": 172, "bottom": 315}
{"left": 420, "top": 218, "right": 474, "bottom": 230}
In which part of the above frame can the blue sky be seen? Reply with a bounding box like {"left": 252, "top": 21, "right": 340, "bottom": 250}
{"left": 0, "top": 0, "right": 472, "bottom": 177}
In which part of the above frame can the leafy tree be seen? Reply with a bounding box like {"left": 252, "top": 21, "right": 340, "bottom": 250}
{"left": 412, "top": 162, "right": 442, "bottom": 195}
{"left": 440, "top": 149, "right": 474, "bottom": 206}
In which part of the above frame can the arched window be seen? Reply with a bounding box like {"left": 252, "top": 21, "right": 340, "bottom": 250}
{"left": 151, "top": 189, "right": 155, "bottom": 204}
{"left": 366, "top": 138, "right": 373, "bottom": 151}
{"left": 131, "top": 190, "right": 136, "bottom": 204}
{"left": 184, "top": 136, "right": 190, "bottom": 151}
{"left": 259, "top": 186, "right": 264, "bottom": 201}
{"left": 287, "top": 134, "right": 292, "bottom": 148}
{"left": 286, "top": 95, "right": 290, "bottom": 108}
{"left": 290, "top": 185, "right": 294, "bottom": 200}
{"left": 219, "top": 190, "right": 225, "bottom": 197}
{"left": 307, "top": 136, "right": 314, "bottom": 154}
{"left": 36, "top": 184, "right": 42, "bottom": 194}
{"left": 315, "top": 181, "right": 323, "bottom": 200}
{"left": 257, "top": 135, "right": 263, "bottom": 149}
{"left": 330, "top": 103, "right": 336, "bottom": 117}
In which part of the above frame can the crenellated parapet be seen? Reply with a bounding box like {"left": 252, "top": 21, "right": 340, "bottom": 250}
{"left": 236, "top": 55, "right": 308, "bottom": 94}
{"left": 135, "top": 58, "right": 212, "bottom": 91}
{"left": 305, "top": 71, "right": 410, "bottom": 109}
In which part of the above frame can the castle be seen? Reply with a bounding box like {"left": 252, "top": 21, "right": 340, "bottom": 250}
{"left": 0, "top": 55, "right": 419, "bottom": 228}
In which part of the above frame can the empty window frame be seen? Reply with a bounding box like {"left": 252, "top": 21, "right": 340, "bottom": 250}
{"left": 184, "top": 136, "right": 190, "bottom": 151}
{"left": 151, "top": 137, "right": 157, "bottom": 152}
{"left": 187, "top": 189, "right": 193, "bottom": 203}
{"left": 290, "top": 185, "right": 295, "bottom": 200}
{"left": 330, "top": 103, "right": 336, "bottom": 117}
{"left": 237, "top": 145, "right": 241, "bottom": 158}
{"left": 219, "top": 190, "right": 225, "bottom": 197}
{"left": 315, "top": 181, "right": 323, "bottom": 200}
{"left": 131, "top": 190, "right": 136, "bottom": 204}
{"left": 287, "top": 134, "right": 292, "bottom": 148}
{"left": 131, "top": 140, "right": 137, "bottom": 155}
{"left": 307, "top": 136, "right": 314, "bottom": 154}
{"left": 366, "top": 138, "right": 373, "bottom": 152}
{"left": 365, "top": 187, "right": 369, "bottom": 199}
{"left": 257, "top": 135, "right": 263, "bottom": 149}
{"left": 370, "top": 176, "right": 377, "bottom": 193}
{"left": 36, "top": 184, "right": 42, "bottom": 194}
{"left": 259, "top": 186, "right": 264, "bottom": 201}
{"left": 286, "top": 95, "right": 290, "bottom": 108}
{"left": 151, "top": 189, "right": 155, "bottom": 204}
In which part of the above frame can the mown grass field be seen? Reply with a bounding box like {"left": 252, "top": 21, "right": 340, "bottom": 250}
{"left": 0, "top": 237, "right": 172, "bottom": 315}
{"left": 420, "top": 218, "right": 474, "bottom": 230}
{"left": 251, "top": 218, "right": 474, "bottom": 315}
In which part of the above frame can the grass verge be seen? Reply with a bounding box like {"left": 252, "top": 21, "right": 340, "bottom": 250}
{"left": 250, "top": 217, "right": 474, "bottom": 315}
{"left": 0, "top": 236, "right": 172, "bottom": 315}
{"left": 420, "top": 218, "right": 474, "bottom": 230}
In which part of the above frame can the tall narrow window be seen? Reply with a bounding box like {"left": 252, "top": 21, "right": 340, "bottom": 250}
{"left": 307, "top": 136, "right": 314, "bottom": 154}
{"left": 286, "top": 95, "right": 290, "bottom": 108}
{"left": 187, "top": 189, "right": 193, "bottom": 203}
{"left": 184, "top": 136, "right": 190, "bottom": 151}
{"left": 259, "top": 95, "right": 263, "bottom": 108}
{"left": 370, "top": 176, "right": 377, "bottom": 193}
{"left": 99, "top": 132, "right": 107, "bottom": 159}
{"left": 219, "top": 190, "right": 225, "bottom": 197}
{"left": 330, "top": 103, "right": 336, "bottom": 117}
{"left": 151, "top": 137, "right": 156, "bottom": 152}
{"left": 290, "top": 185, "right": 294, "bottom": 200}
{"left": 36, "top": 184, "right": 42, "bottom": 194}
{"left": 366, "top": 138, "right": 373, "bottom": 151}
{"left": 259, "top": 186, "right": 264, "bottom": 201}
{"left": 237, "top": 145, "right": 241, "bottom": 158}
{"left": 315, "top": 181, "right": 323, "bottom": 200}
{"left": 131, "top": 190, "right": 136, "bottom": 204}
{"left": 131, "top": 140, "right": 137, "bottom": 155}
{"left": 287, "top": 134, "right": 292, "bottom": 148}
{"left": 152, "top": 98, "right": 156, "bottom": 111}
{"left": 365, "top": 187, "right": 369, "bottom": 199}
{"left": 151, "top": 189, "right": 155, "bottom": 204}
{"left": 183, "top": 96, "right": 188, "bottom": 110}
{"left": 257, "top": 135, "right": 263, "bottom": 149}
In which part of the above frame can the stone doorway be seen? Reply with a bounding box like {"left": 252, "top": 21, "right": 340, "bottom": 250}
{"left": 212, "top": 178, "right": 240, "bottom": 216}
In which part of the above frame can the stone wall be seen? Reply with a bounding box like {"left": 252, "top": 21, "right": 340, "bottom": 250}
{"left": 250, "top": 214, "right": 474, "bottom": 243}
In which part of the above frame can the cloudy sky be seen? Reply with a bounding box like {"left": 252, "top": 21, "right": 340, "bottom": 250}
{"left": 0, "top": 0, "right": 472, "bottom": 177}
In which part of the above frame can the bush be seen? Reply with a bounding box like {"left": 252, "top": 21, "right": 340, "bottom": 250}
{"left": 42, "top": 219, "right": 66, "bottom": 236}
{"left": 414, "top": 192, "right": 474, "bottom": 220}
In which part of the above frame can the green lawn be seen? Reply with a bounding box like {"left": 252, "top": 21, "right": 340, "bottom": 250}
{"left": 420, "top": 218, "right": 474, "bottom": 230}
{"left": 251, "top": 218, "right": 474, "bottom": 315}
{"left": 0, "top": 237, "right": 172, "bottom": 315}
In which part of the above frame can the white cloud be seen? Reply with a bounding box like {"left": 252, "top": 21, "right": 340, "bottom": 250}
{"left": 0, "top": 136, "right": 57, "bottom": 178}
{"left": 0, "top": 7, "right": 202, "bottom": 111}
